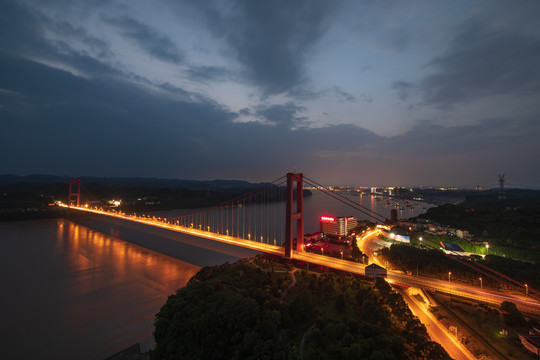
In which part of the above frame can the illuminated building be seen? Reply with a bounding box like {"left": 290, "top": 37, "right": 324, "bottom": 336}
{"left": 320, "top": 216, "right": 357, "bottom": 236}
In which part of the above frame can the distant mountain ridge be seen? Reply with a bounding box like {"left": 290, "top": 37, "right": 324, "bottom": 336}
{"left": 0, "top": 174, "right": 265, "bottom": 191}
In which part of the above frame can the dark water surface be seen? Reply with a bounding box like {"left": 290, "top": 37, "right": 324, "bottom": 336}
{"left": 0, "top": 219, "right": 201, "bottom": 360}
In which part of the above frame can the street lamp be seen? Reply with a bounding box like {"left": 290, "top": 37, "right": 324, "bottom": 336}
{"left": 340, "top": 250, "right": 343, "bottom": 260}
{"left": 479, "top": 277, "right": 483, "bottom": 290}
{"left": 448, "top": 272, "right": 452, "bottom": 282}
{"left": 419, "top": 237, "right": 422, "bottom": 243}
{"left": 525, "top": 284, "right": 529, "bottom": 296}
{"left": 486, "top": 244, "right": 489, "bottom": 255}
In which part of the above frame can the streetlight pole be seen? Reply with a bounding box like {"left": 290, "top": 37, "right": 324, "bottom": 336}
{"left": 340, "top": 250, "right": 343, "bottom": 260}
{"left": 448, "top": 272, "right": 452, "bottom": 282}
{"left": 486, "top": 244, "right": 489, "bottom": 255}
{"left": 479, "top": 277, "right": 483, "bottom": 290}
{"left": 525, "top": 284, "right": 529, "bottom": 296}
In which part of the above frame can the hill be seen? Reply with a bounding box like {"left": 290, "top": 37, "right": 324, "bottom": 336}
{"left": 152, "top": 256, "right": 450, "bottom": 360}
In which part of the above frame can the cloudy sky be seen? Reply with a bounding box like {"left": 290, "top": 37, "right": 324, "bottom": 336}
{"left": 1, "top": 0, "right": 539, "bottom": 187}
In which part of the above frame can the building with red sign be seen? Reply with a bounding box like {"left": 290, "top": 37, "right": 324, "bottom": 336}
{"left": 320, "top": 216, "right": 357, "bottom": 236}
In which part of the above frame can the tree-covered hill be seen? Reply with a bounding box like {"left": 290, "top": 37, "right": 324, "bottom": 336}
{"left": 152, "top": 257, "right": 450, "bottom": 360}
{"left": 418, "top": 201, "right": 540, "bottom": 251}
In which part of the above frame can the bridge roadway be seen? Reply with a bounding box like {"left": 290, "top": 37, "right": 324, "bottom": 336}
{"left": 66, "top": 206, "right": 540, "bottom": 315}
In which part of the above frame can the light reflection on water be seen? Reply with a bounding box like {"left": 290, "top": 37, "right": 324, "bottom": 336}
{"left": 0, "top": 219, "right": 200, "bottom": 360}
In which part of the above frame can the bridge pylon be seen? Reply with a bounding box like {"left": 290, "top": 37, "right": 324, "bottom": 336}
{"left": 285, "top": 173, "right": 304, "bottom": 258}
{"left": 68, "top": 179, "right": 81, "bottom": 208}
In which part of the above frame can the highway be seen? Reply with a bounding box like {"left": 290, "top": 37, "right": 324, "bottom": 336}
{"left": 398, "top": 288, "right": 476, "bottom": 360}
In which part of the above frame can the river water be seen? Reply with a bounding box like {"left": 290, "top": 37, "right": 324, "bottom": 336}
{"left": 0, "top": 219, "right": 201, "bottom": 359}
{"left": 0, "top": 192, "right": 431, "bottom": 359}
{"left": 152, "top": 191, "right": 432, "bottom": 242}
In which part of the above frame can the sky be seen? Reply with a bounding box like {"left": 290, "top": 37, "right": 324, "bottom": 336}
{"left": 1, "top": 0, "right": 539, "bottom": 187}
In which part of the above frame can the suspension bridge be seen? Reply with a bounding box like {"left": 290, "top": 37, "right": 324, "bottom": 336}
{"left": 64, "top": 172, "right": 540, "bottom": 314}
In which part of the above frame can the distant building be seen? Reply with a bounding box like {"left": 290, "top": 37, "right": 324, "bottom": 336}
{"left": 365, "top": 263, "right": 387, "bottom": 278}
{"left": 320, "top": 216, "right": 357, "bottom": 236}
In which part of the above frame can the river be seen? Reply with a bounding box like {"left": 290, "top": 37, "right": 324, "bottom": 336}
{"left": 0, "top": 192, "right": 432, "bottom": 359}
{"left": 1, "top": 219, "right": 201, "bottom": 359}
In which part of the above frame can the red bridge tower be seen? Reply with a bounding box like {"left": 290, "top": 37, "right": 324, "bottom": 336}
{"left": 285, "top": 173, "right": 304, "bottom": 258}
{"left": 68, "top": 179, "right": 80, "bottom": 208}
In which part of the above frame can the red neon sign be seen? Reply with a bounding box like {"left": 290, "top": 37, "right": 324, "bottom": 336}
{"left": 321, "top": 216, "right": 335, "bottom": 222}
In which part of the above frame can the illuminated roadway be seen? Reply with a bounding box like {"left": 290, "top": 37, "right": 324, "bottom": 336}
{"left": 397, "top": 288, "right": 476, "bottom": 360}
{"left": 63, "top": 205, "right": 285, "bottom": 256}
{"left": 65, "top": 206, "right": 540, "bottom": 315}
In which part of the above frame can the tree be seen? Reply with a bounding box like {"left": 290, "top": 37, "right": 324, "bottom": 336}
{"left": 500, "top": 301, "right": 525, "bottom": 326}
{"left": 351, "top": 237, "right": 363, "bottom": 262}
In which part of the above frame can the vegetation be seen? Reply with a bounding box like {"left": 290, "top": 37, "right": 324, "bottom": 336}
{"left": 152, "top": 256, "right": 451, "bottom": 359}
{"left": 431, "top": 293, "right": 538, "bottom": 359}
{"left": 379, "top": 244, "right": 540, "bottom": 291}
{"left": 419, "top": 197, "right": 540, "bottom": 253}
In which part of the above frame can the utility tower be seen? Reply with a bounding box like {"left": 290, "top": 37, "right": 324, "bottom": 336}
{"left": 498, "top": 174, "right": 506, "bottom": 201}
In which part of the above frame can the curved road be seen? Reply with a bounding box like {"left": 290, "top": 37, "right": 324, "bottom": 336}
{"left": 398, "top": 288, "right": 476, "bottom": 360}
{"left": 358, "top": 230, "right": 540, "bottom": 315}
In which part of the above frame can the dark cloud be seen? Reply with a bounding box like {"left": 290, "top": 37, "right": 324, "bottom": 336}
{"left": 1, "top": 49, "right": 538, "bottom": 185}
{"left": 181, "top": 0, "right": 340, "bottom": 95}
{"left": 392, "top": 81, "right": 415, "bottom": 101}
{"left": 50, "top": 20, "right": 112, "bottom": 58}
{"left": 0, "top": 1, "right": 51, "bottom": 57}
{"left": 286, "top": 87, "right": 326, "bottom": 101}
{"left": 286, "top": 86, "right": 357, "bottom": 103}
{"left": 255, "top": 103, "right": 307, "bottom": 128}
{"left": 332, "top": 86, "right": 357, "bottom": 103}
{"left": 2, "top": 1, "right": 539, "bottom": 186}
{"left": 0, "top": 1, "right": 119, "bottom": 78}
{"left": 185, "top": 65, "right": 235, "bottom": 83}
{"left": 104, "top": 15, "right": 183, "bottom": 63}
{"left": 420, "top": 20, "right": 540, "bottom": 108}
